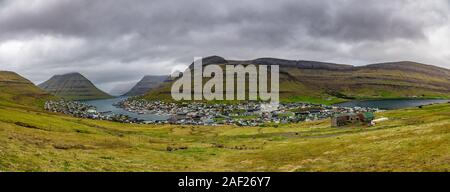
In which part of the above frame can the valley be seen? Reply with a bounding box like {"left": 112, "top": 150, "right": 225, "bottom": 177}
{"left": 0, "top": 57, "right": 449, "bottom": 172}
{"left": 0, "top": 96, "right": 449, "bottom": 171}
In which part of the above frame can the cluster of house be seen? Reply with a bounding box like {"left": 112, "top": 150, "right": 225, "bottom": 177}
{"left": 44, "top": 100, "right": 140, "bottom": 123}
{"left": 118, "top": 99, "right": 379, "bottom": 126}
{"left": 331, "top": 112, "right": 375, "bottom": 127}
{"left": 44, "top": 99, "right": 380, "bottom": 127}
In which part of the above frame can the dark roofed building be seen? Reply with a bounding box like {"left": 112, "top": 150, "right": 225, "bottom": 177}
{"left": 331, "top": 112, "right": 374, "bottom": 127}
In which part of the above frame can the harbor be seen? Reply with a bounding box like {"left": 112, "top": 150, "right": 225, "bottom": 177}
{"left": 44, "top": 97, "right": 381, "bottom": 126}
{"left": 44, "top": 97, "right": 449, "bottom": 126}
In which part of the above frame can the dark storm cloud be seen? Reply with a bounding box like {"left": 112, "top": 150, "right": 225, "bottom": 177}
{"left": 0, "top": 0, "right": 448, "bottom": 94}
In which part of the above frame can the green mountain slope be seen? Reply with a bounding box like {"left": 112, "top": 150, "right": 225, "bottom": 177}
{"left": 0, "top": 71, "right": 54, "bottom": 108}
{"left": 143, "top": 56, "right": 450, "bottom": 104}
{"left": 38, "top": 72, "right": 113, "bottom": 100}
{"left": 124, "top": 75, "right": 168, "bottom": 96}
{"left": 279, "top": 61, "right": 450, "bottom": 102}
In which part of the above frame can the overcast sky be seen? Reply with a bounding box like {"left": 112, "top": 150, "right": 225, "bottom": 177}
{"left": 0, "top": 0, "right": 449, "bottom": 95}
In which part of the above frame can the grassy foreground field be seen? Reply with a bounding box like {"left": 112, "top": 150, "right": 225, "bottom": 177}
{"left": 0, "top": 100, "right": 449, "bottom": 172}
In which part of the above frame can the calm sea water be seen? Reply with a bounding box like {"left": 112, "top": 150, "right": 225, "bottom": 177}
{"left": 334, "top": 99, "right": 450, "bottom": 110}
{"left": 82, "top": 97, "right": 170, "bottom": 121}
{"left": 82, "top": 98, "right": 449, "bottom": 121}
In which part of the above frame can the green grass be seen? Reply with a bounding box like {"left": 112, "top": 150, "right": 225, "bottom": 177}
{"left": 1, "top": 69, "right": 449, "bottom": 171}
{"left": 0, "top": 71, "right": 56, "bottom": 109}
{"left": 0, "top": 99, "right": 449, "bottom": 171}
{"left": 282, "top": 96, "right": 347, "bottom": 105}
{"left": 142, "top": 63, "right": 450, "bottom": 105}
{"left": 37, "top": 72, "right": 113, "bottom": 100}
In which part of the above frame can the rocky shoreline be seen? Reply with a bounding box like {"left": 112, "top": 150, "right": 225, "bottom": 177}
{"left": 44, "top": 100, "right": 141, "bottom": 123}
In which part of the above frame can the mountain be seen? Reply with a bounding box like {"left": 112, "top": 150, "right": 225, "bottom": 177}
{"left": 0, "top": 71, "right": 54, "bottom": 108}
{"left": 143, "top": 56, "right": 450, "bottom": 104}
{"left": 123, "top": 75, "right": 168, "bottom": 96}
{"left": 38, "top": 72, "right": 112, "bottom": 100}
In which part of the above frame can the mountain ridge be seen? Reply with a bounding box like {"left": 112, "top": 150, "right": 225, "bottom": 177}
{"left": 144, "top": 56, "right": 450, "bottom": 104}
{"left": 124, "top": 75, "right": 168, "bottom": 96}
{"left": 38, "top": 72, "right": 113, "bottom": 100}
{"left": 200, "top": 56, "right": 450, "bottom": 71}
{"left": 0, "top": 71, "right": 54, "bottom": 108}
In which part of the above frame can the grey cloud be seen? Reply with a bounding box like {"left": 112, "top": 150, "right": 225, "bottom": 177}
{"left": 0, "top": 0, "right": 448, "bottom": 93}
{"left": 1, "top": 0, "right": 437, "bottom": 42}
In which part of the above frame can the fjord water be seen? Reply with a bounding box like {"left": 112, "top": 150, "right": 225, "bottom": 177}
{"left": 334, "top": 99, "right": 450, "bottom": 110}
{"left": 82, "top": 98, "right": 449, "bottom": 121}
{"left": 82, "top": 97, "right": 170, "bottom": 121}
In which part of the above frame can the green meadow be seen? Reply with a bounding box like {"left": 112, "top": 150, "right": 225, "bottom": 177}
{"left": 1, "top": 99, "right": 449, "bottom": 171}
{"left": 1, "top": 71, "right": 449, "bottom": 172}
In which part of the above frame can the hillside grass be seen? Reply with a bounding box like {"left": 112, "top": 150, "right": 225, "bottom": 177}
{"left": 0, "top": 71, "right": 56, "bottom": 108}
{"left": 0, "top": 99, "right": 449, "bottom": 172}
{"left": 142, "top": 65, "right": 450, "bottom": 104}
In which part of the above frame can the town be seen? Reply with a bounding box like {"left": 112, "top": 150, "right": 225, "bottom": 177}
{"left": 119, "top": 99, "right": 379, "bottom": 126}
{"left": 44, "top": 99, "right": 380, "bottom": 126}
{"left": 44, "top": 100, "right": 140, "bottom": 123}
{"left": 44, "top": 99, "right": 380, "bottom": 127}
{"left": 45, "top": 99, "right": 379, "bottom": 126}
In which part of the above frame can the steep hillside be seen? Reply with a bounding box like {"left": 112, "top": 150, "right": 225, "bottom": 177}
{"left": 124, "top": 75, "right": 168, "bottom": 96}
{"left": 38, "top": 72, "right": 112, "bottom": 100}
{"left": 278, "top": 61, "right": 450, "bottom": 102}
{"left": 0, "top": 71, "right": 54, "bottom": 108}
{"left": 143, "top": 56, "right": 450, "bottom": 104}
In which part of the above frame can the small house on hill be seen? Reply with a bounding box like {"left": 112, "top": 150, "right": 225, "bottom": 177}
{"left": 331, "top": 112, "right": 374, "bottom": 127}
